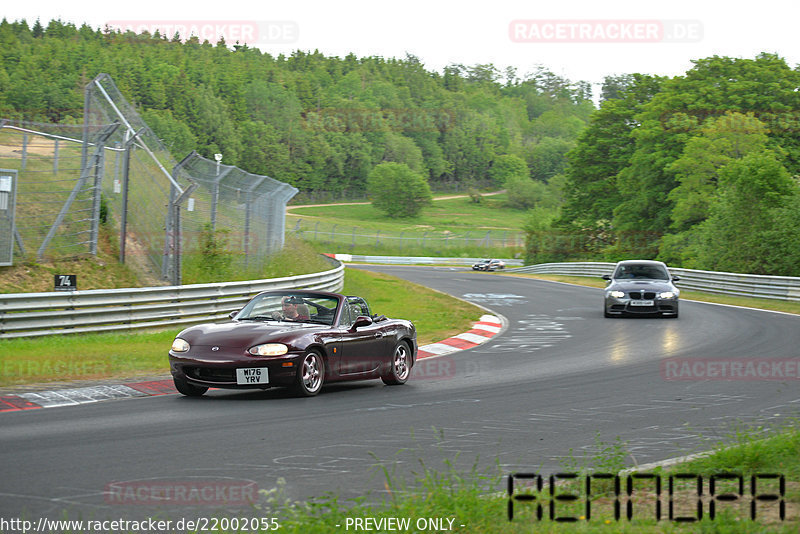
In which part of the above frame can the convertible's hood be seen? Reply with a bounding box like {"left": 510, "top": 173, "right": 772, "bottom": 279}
{"left": 608, "top": 280, "right": 676, "bottom": 292}
{"left": 177, "top": 321, "right": 320, "bottom": 347}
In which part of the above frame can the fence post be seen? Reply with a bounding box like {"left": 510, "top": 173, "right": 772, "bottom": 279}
{"left": 21, "top": 134, "right": 27, "bottom": 170}
{"left": 166, "top": 154, "right": 198, "bottom": 285}
{"left": 119, "top": 129, "right": 145, "bottom": 264}
{"left": 89, "top": 138, "right": 107, "bottom": 255}
{"left": 53, "top": 139, "right": 59, "bottom": 174}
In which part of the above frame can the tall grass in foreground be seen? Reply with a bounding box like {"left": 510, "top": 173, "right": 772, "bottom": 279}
{"left": 255, "top": 423, "right": 799, "bottom": 533}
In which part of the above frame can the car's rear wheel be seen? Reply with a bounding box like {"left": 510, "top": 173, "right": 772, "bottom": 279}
{"left": 173, "top": 376, "right": 208, "bottom": 397}
{"left": 382, "top": 341, "right": 411, "bottom": 385}
{"left": 295, "top": 350, "right": 324, "bottom": 396}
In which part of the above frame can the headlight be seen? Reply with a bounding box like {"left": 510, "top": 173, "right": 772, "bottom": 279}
{"left": 608, "top": 291, "right": 625, "bottom": 298}
{"left": 248, "top": 343, "right": 289, "bottom": 356}
{"left": 659, "top": 291, "right": 676, "bottom": 299}
{"left": 171, "top": 338, "right": 190, "bottom": 352}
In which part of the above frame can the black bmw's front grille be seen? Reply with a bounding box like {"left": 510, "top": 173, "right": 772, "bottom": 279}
{"left": 629, "top": 291, "right": 656, "bottom": 299}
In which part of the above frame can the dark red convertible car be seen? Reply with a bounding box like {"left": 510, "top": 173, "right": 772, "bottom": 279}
{"left": 169, "top": 290, "right": 417, "bottom": 397}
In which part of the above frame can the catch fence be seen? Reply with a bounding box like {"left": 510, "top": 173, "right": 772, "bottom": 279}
{"left": 1, "top": 74, "right": 297, "bottom": 284}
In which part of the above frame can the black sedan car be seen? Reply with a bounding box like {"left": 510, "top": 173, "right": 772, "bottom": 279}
{"left": 602, "top": 260, "right": 680, "bottom": 318}
{"left": 169, "top": 290, "right": 417, "bottom": 397}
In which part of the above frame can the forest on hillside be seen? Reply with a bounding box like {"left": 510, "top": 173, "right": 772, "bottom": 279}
{"left": 2, "top": 19, "right": 799, "bottom": 275}
{"left": 0, "top": 18, "right": 592, "bottom": 199}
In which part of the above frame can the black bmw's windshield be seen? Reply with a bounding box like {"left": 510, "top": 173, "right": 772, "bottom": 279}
{"left": 614, "top": 264, "right": 669, "bottom": 280}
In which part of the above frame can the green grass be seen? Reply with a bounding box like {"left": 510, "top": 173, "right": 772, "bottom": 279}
{"left": 0, "top": 267, "right": 483, "bottom": 386}
{"left": 288, "top": 193, "right": 526, "bottom": 257}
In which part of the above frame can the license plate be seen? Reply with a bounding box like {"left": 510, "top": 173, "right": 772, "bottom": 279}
{"left": 236, "top": 367, "right": 269, "bottom": 385}
{"left": 630, "top": 300, "right": 654, "bottom": 306}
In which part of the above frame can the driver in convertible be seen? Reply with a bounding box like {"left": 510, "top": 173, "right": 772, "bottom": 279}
{"left": 273, "top": 296, "right": 310, "bottom": 321}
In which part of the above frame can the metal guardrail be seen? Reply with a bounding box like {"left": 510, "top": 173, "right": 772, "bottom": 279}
{"left": 507, "top": 262, "right": 800, "bottom": 302}
{"left": 0, "top": 262, "right": 344, "bottom": 339}
{"left": 4, "top": 257, "right": 798, "bottom": 340}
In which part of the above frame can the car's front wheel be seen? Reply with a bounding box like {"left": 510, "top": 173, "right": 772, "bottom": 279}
{"left": 382, "top": 341, "right": 411, "bottom": 385}
{"left": 173, "top": 376, "right": 208, "bottom": 397}
{"left": 295, "top": 350, "right": 324, "bottom": 396}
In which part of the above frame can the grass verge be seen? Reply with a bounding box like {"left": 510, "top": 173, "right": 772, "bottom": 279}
{"left": 0, "top": 267, "right": 483, "bottom": 387}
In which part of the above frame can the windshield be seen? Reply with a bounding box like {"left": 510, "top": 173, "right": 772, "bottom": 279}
{"left": 613, "top": 264, "right": 669, "bottom": 280}
{"left": 235, "top": 292, "right": 339, "bottom": 325}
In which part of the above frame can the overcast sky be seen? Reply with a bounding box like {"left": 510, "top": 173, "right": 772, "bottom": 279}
{"left": 6, "top": 0, "right": 800, "bottom": 98}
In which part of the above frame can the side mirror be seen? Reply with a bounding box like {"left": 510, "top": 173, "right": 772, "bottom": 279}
{"left": 229, "top": 310, "right": 240, "bottom": 319}
{"left": 352, "top": 315, "right": 373, "bottom": 330}
{"left": 602, "top": 274, "right": 611, "bottom": 281}
{"left": 672, "top": 275, "right": 681, "bottom": 282}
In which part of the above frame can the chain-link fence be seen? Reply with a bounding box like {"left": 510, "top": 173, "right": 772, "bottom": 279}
{"left": 0, "top": 119, "right": 118, "bottom": 263}
{"left": 175, "top": 152, "right": 298, "bottom": 275}
{"left": 1, "top": 73, "right": 298, "bottom": 284}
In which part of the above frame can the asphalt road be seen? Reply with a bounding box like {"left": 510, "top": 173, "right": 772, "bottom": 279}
{"left": 2, "top": 266, "right": 799, "bottom": 523}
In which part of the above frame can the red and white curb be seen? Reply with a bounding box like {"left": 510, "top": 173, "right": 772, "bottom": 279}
{"left": 1, "top": 315, "right": 503, "bottom": 412}
{"left": 0, "top": 380, "right": 176, "bottom": 413}
{"left": 417, "top": 315, "right": 502, "bottom": 359}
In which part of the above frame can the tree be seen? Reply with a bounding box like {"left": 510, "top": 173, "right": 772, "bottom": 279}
{"left": 367, "top": 162, "right": 432, "bottom": 217}
{"left": 667, "top": 112, "right": 770, "bottom": 231}
{"left": 488, "top": 154, "right": 528, "bottom": 185}
{"left": 382, "top": 133, "right": 426, "bottom": 174}
{"left": 690, "top": 150, "right": 796, "bottom": 273}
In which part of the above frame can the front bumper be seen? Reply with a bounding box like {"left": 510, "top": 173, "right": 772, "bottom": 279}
{"left": 169, "top": 352, "right": 302, "bottom": 389}
{"left": 604, "top": 296, "right": 679, "bottom": 316}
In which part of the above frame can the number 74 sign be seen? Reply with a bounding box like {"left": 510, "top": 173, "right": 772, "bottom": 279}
{"left": 54, "top": 274, "right": 77, "bottom": 291}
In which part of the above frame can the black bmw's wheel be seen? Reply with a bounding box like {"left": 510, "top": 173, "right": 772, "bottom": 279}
{"left": 295, "top": 350, "right": 325, "bottom": 396}
{"left": 382, "top": 341, "right": 411, "bottom": 385}
{"left": 173, "top": 376, "right": 208, "bottom": 397}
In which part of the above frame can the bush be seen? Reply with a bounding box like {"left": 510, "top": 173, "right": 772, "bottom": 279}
{"left": 367, "top": 162, "right": 432, "bottom": 218}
